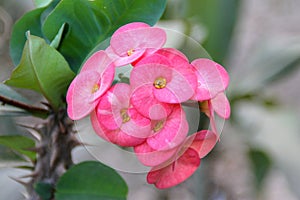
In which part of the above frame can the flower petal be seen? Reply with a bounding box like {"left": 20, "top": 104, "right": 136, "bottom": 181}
{"left": 130, "top": 63, "right": 173, "bottom": 90}
{"left": 96, "top": 84, "right": 131, "bottom": 130}
{"left": 91, "top": 109, "right": 145, "bottom": 147}
{"left": 154, "top": 67, "right": 197, "bottom": 103}
{"left": 147, "top": 105, "right": 188, "bottom": 150}
{"left": 78, "top": 50, "right": 115, "bottom": 101}
{"left": 106, "top": 46, "right": 146, "bottom": 67}
{"left": 80, "top": 50, "right": 113, "bottom": 73}
{"left": 155, "top": 48, "right": 189, "bottom": 65}
{"left": 110, "top": 27, "right": 166, "bottom": 57}
{"left": 113, "top": 22, "right": 150, "bottom": 35}
{"left": 184, "top": 130, "right": 218, "bottom": 158}
{"left": 134, "top": 142, "right": 178, "bottom": 166}
{"left": 66, "top": 71, "right": 101, "bottom": 120}
{"left": 120, "top": 107, "right": 152, "bottom": 139}
{"left": 130, "top": 84, "right": 173, "bottom": 120}
{"left": 191, "top": 58, "right": 229, "bottom": 101}
{"left": 147, "top": 148, "right": 200, "bottom": 189}
{"left": 211, "top": 92, "right": 231, "bottom": 119}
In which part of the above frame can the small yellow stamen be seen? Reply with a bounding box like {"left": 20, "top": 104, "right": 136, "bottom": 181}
{"left": 153, "top": 77, "right": 167, "bottom": 89}
{"left": 153, "top": 120, "right": 164, "bottom": 132}
{"left": 120, "top": 109, "right": 130, "bottom": 123}
{"left": 127, "top": 49, "right": 134, "bottom": 56}
{"left": 91, "top": 83, "right": 100, "bottom": 93}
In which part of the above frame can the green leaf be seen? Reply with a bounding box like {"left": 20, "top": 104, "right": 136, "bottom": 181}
{"left": 55, "top": 161, "right": 128, "bottom": 200}
{"left": 0, "top": 135, "right": 36, "bottom": 161}
{"left": 10, "top": 7, "right": 46, "bottom": 66}
{"left": 10, "top": 0, "right": 60, "bottom": 66}
{"left": 5, "top": 33, "right": 75, "bottom": 110}
{"left": 42, "top": 0, "right": 167, "bottom": 72}
{"left": 33, "top": 0, "right": 53, "bottom": 8}
{"left": 34, "top": 182, "right": 53, "bottom": 200}
{"left": 248, "top": 148, "right": 272, "bottom": 190}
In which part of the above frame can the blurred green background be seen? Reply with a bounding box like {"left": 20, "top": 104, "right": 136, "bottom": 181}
{"left": 1, "top": 0, "right": 300, "bottom": 199}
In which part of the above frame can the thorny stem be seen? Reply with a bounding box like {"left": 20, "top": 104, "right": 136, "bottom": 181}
{"left": 23, "top": 109, "right": 78, "bottom": 200}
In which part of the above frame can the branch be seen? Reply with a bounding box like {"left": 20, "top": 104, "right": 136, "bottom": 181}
{"left": 0, "top": 95, "right": 50, "bottom": 118}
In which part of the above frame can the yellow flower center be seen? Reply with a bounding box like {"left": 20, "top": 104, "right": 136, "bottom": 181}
{"left": 153, "top": 120, "right": 164, "bottom": 132}
{"left": 127, "top": 49, "right": 134, "bottom": 56}
{"left": 153, "top": 77, "right": 167, "bottom": 89}
{"left": 91, "top": 83, "right": 100, "bottom": 93}
{"left": 120, "top": 108, "right": 130, "bottom": 123}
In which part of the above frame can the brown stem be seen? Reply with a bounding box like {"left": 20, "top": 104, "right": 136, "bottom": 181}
{"left": 0, "top": 95, "right": 50, "bottom": 118}
{"left": 26, "top": 109, "right": 78, "bottom": 200}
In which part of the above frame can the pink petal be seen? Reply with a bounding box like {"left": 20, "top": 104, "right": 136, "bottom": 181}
{"left": 96, "top": 83, "right": 152, "bottom": 139}
{"left": 130, "top": 63, "right": 196, "bottom": 103}
{"left": 96, "top": 84, "right": 131, "bottom": 130}
{"left": 211, "top": 92, "right": 231, "bottom": 119}
{"left": 113, "top": 22, "right": 150, "bottom": 35}
{"left": 96, "top": 92, "right": 122, "bottom": 130}
{"left": 147, "top": 105, "right": 188, "bottom": 150}
{"left": 106, "top": 46, "right": 146, "bottom": 67}
{"left": 110, "top": 27, "right": 166, "bottom": 57}
{"left": 133, "top": 53, "right": 170, "bottom": 67}
{"left": 120, "top": 107, "right": 152, "bottom": 139}
{"left": 155, "top": 48, "right": 189, "bottom": 65}
{"left": 133, "top": 48, "right": 188, "bottom": 67}
{"left": 106, "top": 129, "right": 145, "bottom": 147}
{"left": 91, "top": 108, "right": 145, "bottom": 147}
{"left": 154, "top": 67, "right": 197, "bottom": 103}
{"left": 90, "top": 110, "right": 111, "bottom": 141}
{"left": 96, "top": 63, "right": 115, "bottom": 98}
{"left": 161, "top": 50, "right": 198, "bottom": 102}
{"left": 80, "top": 50, "right": 114, "bottom": 73}
{"left": 184, "top": 130, "right": 218, "bottom": 158}
{"left": 191, "top": 58, "right": 229, "bottom": 101}
{"left": 131, "top": 48, "right": 160, "bottom": 66}
{"left": 66, "top": 71, "right": 101, "bottom": 120}
{"left": 134, "top": 142, "right": 178, "bottom": 166}
{"left": 199, "top": 100, "right": 219, "bottom": 136}
{"left": 147, "top": 148, "right": 200, "bottom": 189}
{"left": 79, "top": 50, "right": 115, "bottom": 101}
{"left": 130, "top": 63, "right": 173, "bottom": 90}
{"left": 133, "top": 48, "right": 197, "bottom": 103}
{"left": 130, "top": 84, "right": 173, "bottom": 120}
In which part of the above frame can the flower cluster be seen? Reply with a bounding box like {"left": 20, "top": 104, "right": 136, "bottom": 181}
{"left": 66, "top": 22, "right": 230, "bottom": 189}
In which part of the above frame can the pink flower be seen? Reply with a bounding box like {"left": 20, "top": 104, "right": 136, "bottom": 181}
{"left": 65, "top": 21, "right": 231, "bottom": 189}
{"left": 106, "top": 22, "right": 167, "bottom": 67}
{"left": 134, "top": 48, "right": 196, "bottom": 88}
{"left": 134, "top": 104, "right": 189, "bottom": 166}
{"left": 90, "top": 83, "right": 151, "bottom": 147}
{"left": 147, "top": 130, "right": 218, "bottom": 189}
{"left": 130, "top": 60, "right": 197, "bottom": 119}
{"left": 191, "top": 58, "right": 229, "bottom": 101}
{"left": 66, "top": 51, "right": 115, "bottom": 120}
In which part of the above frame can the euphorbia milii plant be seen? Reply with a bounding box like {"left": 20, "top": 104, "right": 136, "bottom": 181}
{"left": 66, "top": 22, "right": 231, "bottom": 189}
